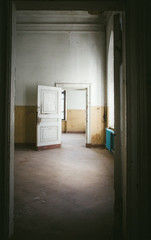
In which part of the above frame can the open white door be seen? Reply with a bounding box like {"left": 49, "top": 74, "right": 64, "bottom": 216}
{"left": 37, "top": 85, "right": 61, "bottom": 150}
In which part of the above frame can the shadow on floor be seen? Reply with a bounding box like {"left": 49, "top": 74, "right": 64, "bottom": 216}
{"left": 14, "top": 134, "right": 114, "bottom": 240}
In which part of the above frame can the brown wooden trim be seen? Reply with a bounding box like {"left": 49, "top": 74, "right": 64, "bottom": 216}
{"left": 86, "top": 143, "right": 92, "bottom": 148}
{"left": 66, "top": 131, "right": 85, "bottom": 134}
{"left": 92, "top": 144, "right": 105, "bottom": 148}
{"left": 37, "top": 144, "right": 61, "bottom": 151}
{"left": 86, "top": 143, "right": 105, "bottom": 148}
{"left": 15, "top": 143, "right": 36, "bottom": 149}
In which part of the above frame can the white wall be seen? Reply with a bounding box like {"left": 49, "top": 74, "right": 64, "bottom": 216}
{"left": 15, "top": 11, "right": 106, "bottom": 107}
{"left": 67, "top": 90, "right": 86, "bottom": 109}
{"left": 106, "top": 13, "right": 114, "bottom": 128}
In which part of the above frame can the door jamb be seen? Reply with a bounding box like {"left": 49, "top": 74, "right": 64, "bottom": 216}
{"left": 8, "top": 1, "right": 125, "bottom": 239}
{"left": 56, "top": 83, "right": 91, "bottom": 145}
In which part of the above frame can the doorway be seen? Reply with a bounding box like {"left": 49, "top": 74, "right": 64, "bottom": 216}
{"left": 56, "top": 83, "right": 91, "bottom": 146}
{"left": 61, "top": 88, "right": 87, "bottom": 147}
{"left": 10, "top": 2, "right": 125, "bottom": 240}
{"left": 14, "top": 9, "right": 115, "bottom": 239}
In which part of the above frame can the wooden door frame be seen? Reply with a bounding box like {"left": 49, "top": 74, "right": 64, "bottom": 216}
{"left": 56, "top": 83, "right": 91, "bottom": 145}
{"left": 3, "top": 1, "right": 125, "bottom": 240}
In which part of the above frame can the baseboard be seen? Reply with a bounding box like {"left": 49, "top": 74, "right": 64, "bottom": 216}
{"left": 15, "top": 143, "right": 36, "bottom": 149}
{"left": 66, "top": 131, "right": 85, "bottom": 134}
{"left": 86, "top": 143, "right": 105, "bottom": 148}
{"left": 15, "top": 143, "right": 61, "bottom": 151}
{"left": 86, "top": 143, "right": 91, "bottom": 148}
{"left": 37, "top": 144, "right": 61, "bottom": 151}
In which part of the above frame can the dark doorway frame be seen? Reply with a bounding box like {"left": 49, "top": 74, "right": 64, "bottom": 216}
{"left": 1, "top": 1, "right": 129, "bottom": 240}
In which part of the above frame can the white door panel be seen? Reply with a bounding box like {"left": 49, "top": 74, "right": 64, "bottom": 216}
{"left": 37, "top": 85, "right": 61, "bottom": 149}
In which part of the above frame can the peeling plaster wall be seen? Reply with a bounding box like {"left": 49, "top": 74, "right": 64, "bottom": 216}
{"left": 91, "top": 106, "right": 106, "bottom": 145}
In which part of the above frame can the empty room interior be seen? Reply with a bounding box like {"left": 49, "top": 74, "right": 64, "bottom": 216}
{"left": 14, "top": 10, "right": 117, "bottom": 240}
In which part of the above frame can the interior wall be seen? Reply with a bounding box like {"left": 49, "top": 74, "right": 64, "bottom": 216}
{"left": 15, "top": 106, "right": 36, "bottom": 144}
{"left": 106, "top": 13, "right": 114, "bottom": 129}
{"left": 15, "top": 32, "right": 105, "bottom": 106}
{"left": 66, "top": 109, "right": 86, "bottom": 132}
{"left": 65, "top": 90, "right": 86, "bottom": 133}
{"left": 15, "top": 11, "right": 106, "bottom": 145}
{"left": 67, "top": 90, "right": 86, "bottom": 109}
{"left": 91, "top": 106, "right": 106, "bottom": 145}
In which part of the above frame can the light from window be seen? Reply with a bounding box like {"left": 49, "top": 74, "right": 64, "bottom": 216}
{"left": 61, "top": 90, "right": 66, "bottom": 120}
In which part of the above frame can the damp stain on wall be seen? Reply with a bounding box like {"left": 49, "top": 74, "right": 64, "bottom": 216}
{"left": 91, "top": 106, "right": 106, "bottom": 145}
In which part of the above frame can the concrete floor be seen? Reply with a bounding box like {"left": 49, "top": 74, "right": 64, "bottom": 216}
{"left": 14, "top": 134, "right": 114, "bottom": 240}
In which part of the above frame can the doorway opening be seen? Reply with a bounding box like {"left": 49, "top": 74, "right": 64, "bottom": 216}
{"left": 56, "top": 83, "right": 91, "bottom": 147}
{"left": 61, "top": 88, "right": 87, "bottom": 147}
{"left": 12, "top": 7, "right": 124, "bottom": 240}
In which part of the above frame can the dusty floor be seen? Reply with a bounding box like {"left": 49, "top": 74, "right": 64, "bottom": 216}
{"left": 14, "top": 134, "right": 114, "bottom": 240}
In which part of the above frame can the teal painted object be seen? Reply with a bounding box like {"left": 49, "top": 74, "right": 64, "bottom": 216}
{"left": 111, "top": 132, "right": 114, "bottom": 150}
{"left": 106, "top": 128, "right": 114, "bottom": 151}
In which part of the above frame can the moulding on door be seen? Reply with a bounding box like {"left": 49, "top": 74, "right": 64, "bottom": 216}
{"left": 56, "top": 82, "right": 91, "bottom": 90}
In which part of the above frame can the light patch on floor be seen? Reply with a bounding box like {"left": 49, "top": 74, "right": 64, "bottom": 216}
{"left": 14, "top": 134, "right": 114, "bottom": 240}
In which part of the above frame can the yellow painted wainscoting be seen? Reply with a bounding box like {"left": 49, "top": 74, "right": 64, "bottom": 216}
{"left": 62, "top": 120, "right": 67, "bottom": 133}
{"left": 15, "top": 106, "right": 36, "bottom": 144}
{"left": 106, "top": 106, "right": 109, "bottom": 129}
{"left": 66, "top": 109, "right": 86, "bottom": 133}
{"left": 15, "top": 106, "right": 106, "bottom": 145}
{"left": 91, "top": 106, "right": 106, "bottom": 145}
